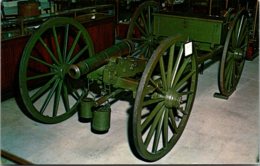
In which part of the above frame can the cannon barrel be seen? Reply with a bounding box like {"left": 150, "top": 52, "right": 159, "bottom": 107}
{"left": 68, "top": 39, "right": 134, "bottom": 79}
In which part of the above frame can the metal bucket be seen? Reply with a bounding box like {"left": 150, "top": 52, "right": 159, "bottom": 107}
{"left": 79, "top": 98, "right": 95, "bottom": 119}
{"left": 92, "top": 105, "right": 111, "bottom": 132}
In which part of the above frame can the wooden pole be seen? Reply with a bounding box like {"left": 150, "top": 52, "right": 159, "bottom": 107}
{"left": 209, "top": 0, "right": 212, "bottom": 16}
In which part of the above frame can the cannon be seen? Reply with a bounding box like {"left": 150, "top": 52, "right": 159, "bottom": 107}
{"left": 18, "top": 1, "right": 249, "bottom": 162}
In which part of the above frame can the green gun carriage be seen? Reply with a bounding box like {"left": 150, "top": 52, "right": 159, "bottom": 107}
{"left": 18, "top": 0, "right": 249, "bottom": 162}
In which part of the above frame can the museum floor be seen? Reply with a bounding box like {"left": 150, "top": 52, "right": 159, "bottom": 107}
{"left": 1, "top": 56, "right": 259, "bottom": 164}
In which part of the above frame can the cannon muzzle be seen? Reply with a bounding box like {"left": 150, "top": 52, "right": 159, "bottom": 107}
{"left": 68, "top": 39, "right": 134, "bottom": 79}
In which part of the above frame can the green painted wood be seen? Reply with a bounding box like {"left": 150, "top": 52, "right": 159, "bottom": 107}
{"left": 153, "top": 13, "right": 225, "bottom": 50}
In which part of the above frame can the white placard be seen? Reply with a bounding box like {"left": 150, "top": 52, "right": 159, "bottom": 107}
{"left": 184, "top": 42, "right": 193, "bottom": 57}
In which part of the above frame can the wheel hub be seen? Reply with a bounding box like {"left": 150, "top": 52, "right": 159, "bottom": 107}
{"left": 147, "top": 34, "right": 155, "bottom": 45}
{"left": 57, "top": 64, "right": 69, "bottom": 79}
{"left": 165, "top": 88, "right": 182, "bottom": 108}
{"left": 234, "top": 48, "right": 244, "bottom": 60}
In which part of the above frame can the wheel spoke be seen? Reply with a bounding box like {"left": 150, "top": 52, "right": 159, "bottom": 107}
{"left": 30, "top": 56, "right": 56, "bottom": 69}
{"left": 132, "top": 37, "right": 146, "bottom": 42}
{"left": 224, "top": 56, "right": 234, "bottom": 77}
{"left": 168, "top": 109, "right": 178, "bottom": 133}
{"left": 148, "top": 6, "right": 152, "bottom": 33}
{"left": 235, "top": 60, "right": 244, "bottom": 73}
{"left": 144, "top": 45, "right": 150, "bottom": 58}
{"left": 53, "top": 80, "right": 63, "bottom": 117}
{"left": 170, "top": 45, "right": 184, "bottom": 88}
{"left": 225, "top": 60, "right": 234, "bottom": 90}
{"left": 62, "top": 83, "right": 70, "bottom": 112}
{"left": 63, "top": 24, "right": 69, "bottom": 62}
{"left": 144, "top": 106, "right": 164, "bottom": 148}
{"left": 142, "top": 98, "right": 164, "bottom": 107}
{"left": 234, "top": 18, "right": 241, "bottom": 44}
{"left": 152, "top": 108, "right": 165, "bottom": 152}
{"left": 234, "top": 63, "right": 241, "bottom": 83}
{"left": 30, "top": 76, "right": 57, "bottom": 102}
{"left": 172, "top": 58, "right": 190, "bottom": 88}
{"left": 134, "top": 21, "right": 146, "bottom": 36}
{"left": 224, "top": 72, "right": 230, "bottom": 90}
{"left": 178, "top": 106, "right": 188, "bottom": 115}
{"left": 239, "top": 17, "right": 247, "bottom": 39}
{"left": 162, "top": 108, "right": 169, "bottom": 147}
{"left": 167, "top": 44, "right": 175, "bottom": 86}
{"left": 237, "top": 21, "right": 248, "bottom": 46}
{"left": 226, "top": 51, "right": 233, "bottom": 62}
{"left": 69, "top": 45, "right": 88, "bottom": 64}
{"left": 231, "top": 60, "right": 236, "bottom": 83}
{"left": 149, "top": 78, "right": 165, "bottom": 95}
{"left": 39, "top": 37, "right": 59, "bottom": 65}
{"left": 27, "top": 71, "right": 57, "bottom": 81}
{"left": 66, "top": 31, "right": 82, "bottom": 62}
{"left": 179, "top": 91, "right": 194, "bottom": 96}
{"left": 52, "top": 26, "right": 63, "bottom": 63}
{"left": 236, "top": 15, "right": 244, "bottom": 45}
{"left": 231, "top": 22, "right": 239, "bottom": 49}
{"left": 141, "top": 102, "right": 164, "bottom": 132}
{"left": 159, "top": 56, "right": 167, "bottom": 90}
{"left": 175, "top": 70, "right": 195, "bottom": 90}
{"left": 225, "top": 57, "right": 233, "bottom": 75}
{"left": 71, "top": 89, "right": 81, "bottom": 100}
{"left": 240, "top": 42, "right": 248, "bottom": 50}
{"left": 40, "top": 78, "right": 60, "bottom": 114}
{"left": 147, "top": 46, "right": 152, "bottom": 58}
{"left": 228, "top": 62, "right": 235, "bottom": 90}
{"left": 71, "top": 91, "right": 86, "bottom": 110}
{"left": 134, "top": 43, "right": 149, "bottom": 57}
{"left": 134, "top": 42, "right": 147, "bottom": 51}
{"left": 132, "top": 49, "right": 143, "bottom": 57}
{"left": 140, "top": 11, "right": 149, "bottom": 34}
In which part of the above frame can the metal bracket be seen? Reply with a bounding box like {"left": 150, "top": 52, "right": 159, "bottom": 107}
{"left": 213, "top": 92, "right": 229, "bottom": 100}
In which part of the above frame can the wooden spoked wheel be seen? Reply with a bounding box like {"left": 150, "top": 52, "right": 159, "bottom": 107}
{"left": 219, "top": 9, "right": 249, "bottom": 97}
{"left": 127, "top": 1, "right": 160, "bottom": 58}
{"left": 19, "top": 17, "right": 94, "bottom": 124}
{"left": 133, "top": 36, "right": 198, "bottom": 161}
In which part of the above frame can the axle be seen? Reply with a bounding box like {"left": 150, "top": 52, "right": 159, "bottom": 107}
{"left": 68, "top": 39, "right": 134, "bottom": 79}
